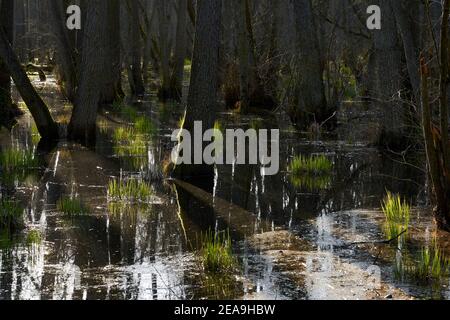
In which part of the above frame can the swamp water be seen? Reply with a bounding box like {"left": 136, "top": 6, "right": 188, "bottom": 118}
{"left": 0, "top": 76, "right": 450, "bottom": 300}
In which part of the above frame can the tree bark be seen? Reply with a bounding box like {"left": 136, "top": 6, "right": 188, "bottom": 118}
{"left": 291, "top": 0, "right": 328, "bottom": 128}
{"left": 48, "top": 0, "right": 78, "bottom": 102}
{"left": 175, "top": 0, "right": 222, "bottom": 178}
{"left": 68, "top": 0, "right": 106, "bottom": 144}
{"left": 169, "top": 0, "right": 188, "bottom": 101}
{"left": 0, "top": 20, "right": 58, "bottom": 140}
{"left": 0, "top": 0, "right": 14, "bottom": 125}
{"left": 128, "top": 0, "right": 145, "bottom": 96}
{"left": 100, "top": 0, "right": 124, "bottom": 105}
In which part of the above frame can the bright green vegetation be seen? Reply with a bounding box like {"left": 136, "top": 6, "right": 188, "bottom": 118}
{"left": 409, "top": 244, "right": 450, "bottom": 282}
{"left": 113, "top": 127, "right": 135, "bottom": 142}
{"left": 200, "top": 230, "right": 236, "bottom": 274}
{"left": 382, "top": 192, "right": 410, "bottom": 239}
{"left": 289, "top": 155, "right": 333, "bottom": 175}
{"left": 56, "top": 196, "right": 88, "bottom": 217}
{"left": 107, "top": 178, "right": 153, "bottom": 203}
{"left": 26, "top": 229, "right": 42, "bottom": 246}
{"left": 135, "top": 117, "right": 156, "bottom": 136}
{"left": 289, "top": 154, "right": 333, "bottom": 191}
{"left": 0, "top": 149, "right": 39, "bottom": 172}
{"left": 0, "top": 199, "right": 24, "bottom": 232}
{"left": 395, "top": 240, "right": 450, "bottom": 284}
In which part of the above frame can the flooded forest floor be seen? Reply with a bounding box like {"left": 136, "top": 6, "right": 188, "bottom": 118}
{"left": 1, "top": 72, "right": 450, "bottom": 300}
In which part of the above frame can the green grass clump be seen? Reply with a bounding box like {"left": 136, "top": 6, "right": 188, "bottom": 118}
{"left": 0, "top": 199, "right": 24, "bottom": 232}
{"left": 201, "top": 230, "right": 236, "bottom": 274}
{"left": 26, "top": 229, "right": 42, "bottom": 246}
{"left": 56, "top": 197, "right": 88, "bottom": 217}
{"left": 382, "top": 192, "right": 410, "bottom": 239}
{"left": 107, "top": 178, "right": 152, "bottom": 203}
{"left": 113, "top": 127, "right": 136, "bottom": 143}
{"left": 122, "top": 106, "right": 139, "bottom": 122}
{"left": 289, "top": 155, "right": 333, "bottom": 175}
{"left": 0, "top": 149, "right": 39, "bottom": 172}
{"left": 135, "top": 117, "right": 156, "bottom": 136}
{"left": 396, "top": 240, "right": 450, "bottom": 284}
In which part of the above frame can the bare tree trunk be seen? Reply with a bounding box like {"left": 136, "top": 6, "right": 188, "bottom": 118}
{"left": 0, "top": 0, "right": 14, "bottom": 125}
{"left": 100, "top": 0, "right": 124, "bottom": 105}
{"left": 169, "top": 0, "right": 188, "bottom": 101}
{"left": 0, "top": 21, "right": 58, "bottom": 139}
{"left": 48, "top": 0, "right": 78, "bottom": 101}
{"left": 420, "top": 0, "right": 450, "bottom": 231}
{"left": 157, "top": 0, "right": 172, "bottom": 100}
{"left": 128, "top": 0, "right": 145, "bottom": 96}
{"left": 175, "top": 0, "right": 222, "bottom": 178}
{"left": 291, "top": 0, "right": 327, "bottom": 129}
{"left": 68, "top": 0, "right": 106, "bottom": 144}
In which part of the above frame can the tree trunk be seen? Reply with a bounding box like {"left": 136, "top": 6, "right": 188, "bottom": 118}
{"left": 0, "top": 20, "right": 58, "bottom": 139}
{"left": 68, "top": 0, "right": 106, "bottom": 144}
{"left": 48, "top": 0, "right": 78, "bottom": 102}
{"left": 291, "top": 0, "right": 327, "bottom": 129}
{"left": 169, "top": 0, "right": 188, "bottom": 101}
{"left": 420, "top": 0, "right": 450, "bottom": 231}
{"left": 175, "top": 0, "right": 222, "bottom": 178}
{"left": 0, "top": 0, "right": 14, "bottom": 125}
{"left": 100, "top": 0, "right": 124, "bottom": 105}
{"left": 369, "top": 0, "right": 404, "bottom": 147}
{"left": 128, "top": 0, "right": 145, "bottom": 96}
{"left": 157, "top": 0, "right": 173, "bottom": 100}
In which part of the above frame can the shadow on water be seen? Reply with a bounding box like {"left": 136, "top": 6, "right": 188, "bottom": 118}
{"left": 1, "top": 76, "right": 450, "bottom": 300}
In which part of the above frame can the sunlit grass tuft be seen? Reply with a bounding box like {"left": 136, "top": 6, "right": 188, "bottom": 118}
{"left": 0, "top": 199, "right": 24, "bottom": 232}
{"left": 107, "top": 178, "right": 152, "bottom": 203}
{"left": 56, "top": 196, "right": 88, "bottom": 217}
{"left": 200, "top": 230, "right": 236, "bottom": 274}
{"left": 0, "top": 149, "right": 39, "bottom": 172}
{"left": 135, "top": 117, "right": 156, "bottom": 136}
{"left": 382, "top": 192, "right": 410, "bottom": 239}
{"left": 289, "top": 155, "right": 332, "bottom": 175}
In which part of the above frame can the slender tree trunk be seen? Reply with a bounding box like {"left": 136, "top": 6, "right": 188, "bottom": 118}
{"left": 157, "top": 0, "right": 172, "bottom": 100}
{"left": 169, "top": 0, "right": 188, "bottom": 101}
{"left": 0, "top": 21, "right": 58, "bottom": 139}
{"left": 68, "top": 0, "right": 106, "bottom": 144}
{"left": 291, "top": 0, "right": 327, "bottom": 129}
{"left": 420, "top": 0, "right": 450, "bottom": 231}
{"left": 100, "top": 0, "right": 124, "bottom": 105}
{"left": 128, "top": 0, "right": 145, "bottom": 96}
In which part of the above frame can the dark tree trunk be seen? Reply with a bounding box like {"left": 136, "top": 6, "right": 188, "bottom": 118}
{"left": 0, "top": 19, "right": 58, "bottom": 139}
{"left": 168, "top": 0, "right": 189, "bottom": 101}
{"left": 175, "top": 0, "right": 222, "bottom": 179}
{"left": 48, "top": 0, "right": 78, "bottom": 102}
{"left": 68, "top": 0, "right": 106, "bottom": 144}
{"left": 0, "top": 0, "right": 15, "bottom": 126}
{"left": 100, "top": 0, "right": 124, "bottom": 105}
{"left": 291, "top": 0, "right": 328, "bottom": 129}
{"left": 128, "top": 0, "right": 145, "bottom": 96}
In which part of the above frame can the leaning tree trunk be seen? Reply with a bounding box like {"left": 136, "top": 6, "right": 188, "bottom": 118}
{"left": 0, "top": 20, "right": 58, "bottom": 140}
{"left": 0, "top": 0, "right": 14, "bottom": 125}
{"left": 291, "top": 0, "right": 327, "bottom": 129}
{"left": 68, "top": 0, "right": 106, "bottom": 144}
{"left": 175, "top": 0, "right": 222, "bottom": 179}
